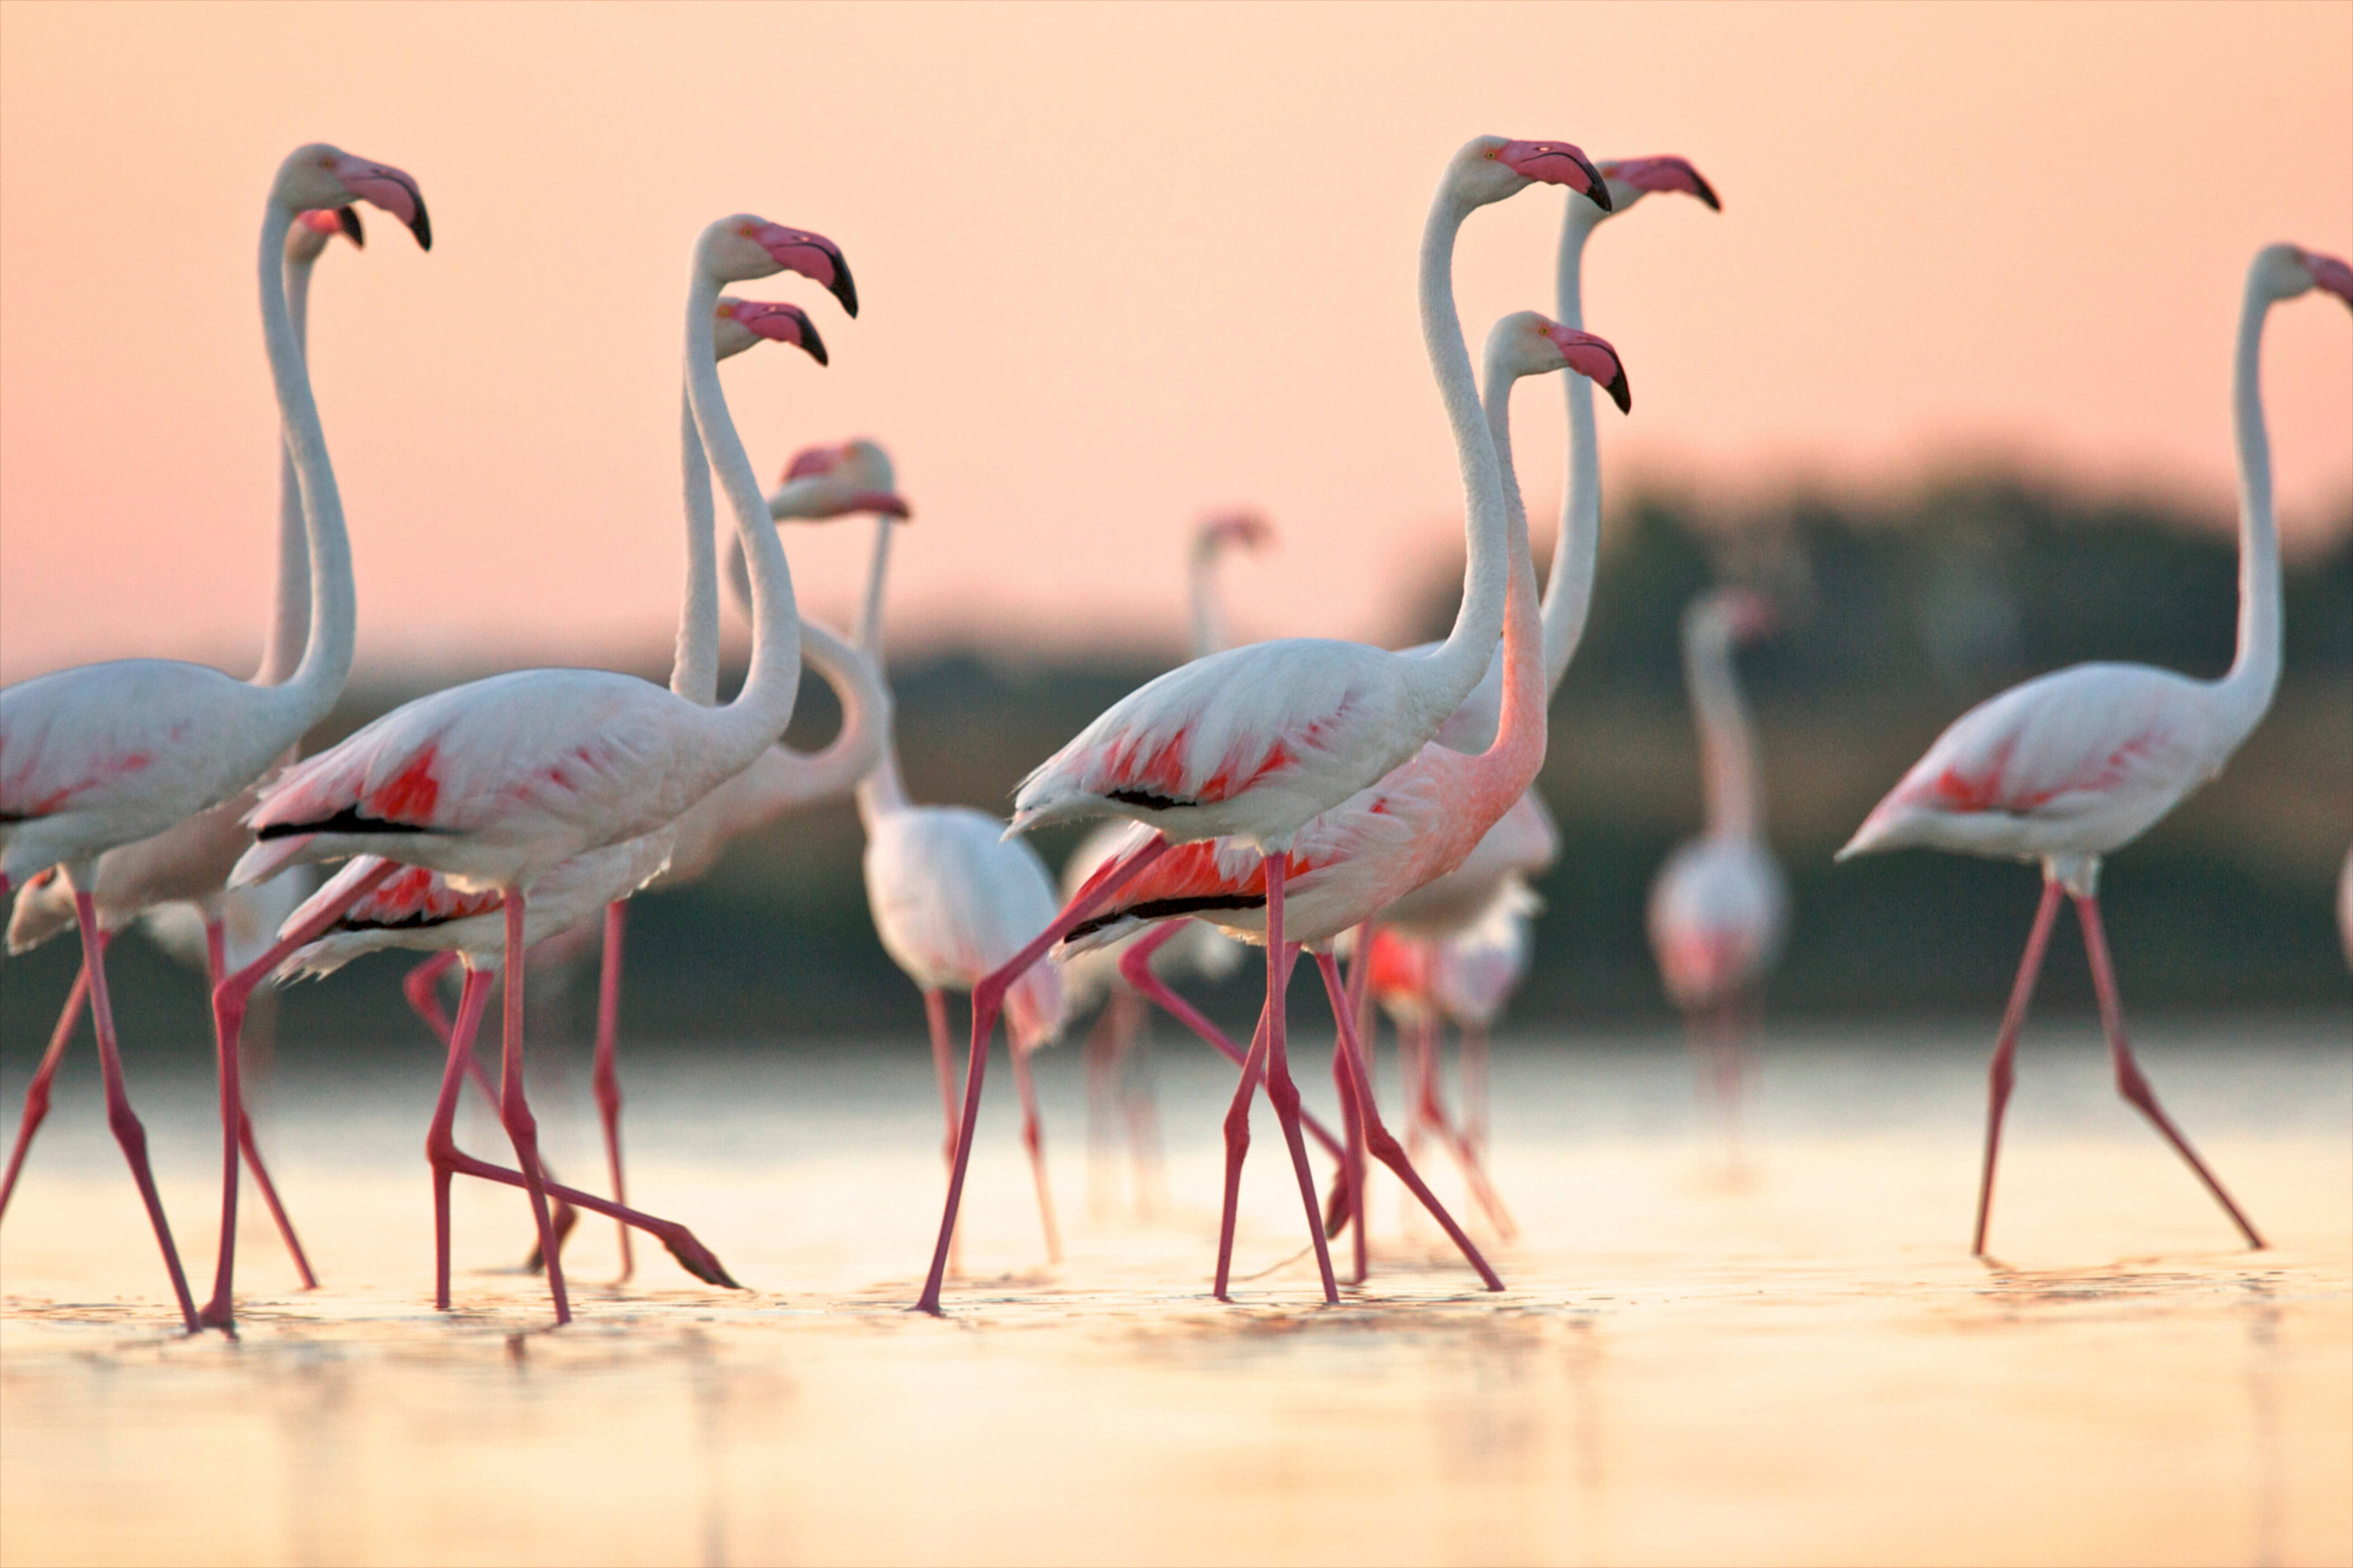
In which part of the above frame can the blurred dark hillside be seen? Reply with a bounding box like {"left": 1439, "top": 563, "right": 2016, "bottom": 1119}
{"left": 5, "top": 470, "right": 2348, "bottom": 1064}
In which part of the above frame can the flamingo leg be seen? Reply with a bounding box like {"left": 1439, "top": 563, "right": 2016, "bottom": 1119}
{"left": 425, "top": 966, "right": 497, "bottom": 1310}
{"left": 68, "top": 886, "right": 200, "bottom": 1332}
{"left": 1415, "top": 1017, "right": 1518, "bottom": 1241}
{"left": 1462, "top": 1022, "right": 1491, "bottom": 1164}
{"left": 918, "top": 836, "right": 1173, "bottom": 1315}
{"left": 1972, "top": 879, "right": 2064, "bottom": 1256}
{"left": 1007, "top": 1042, "right": 1063, "bottom": 1264}
{"left": 0, "top": 956, "right": 91, "bottom": 1219}
{"left": 1315, "top": 951, "right": 1505, "bottom": 1292}
{"left": 2072, "top": 892, "right": 2265, "bottom": 1250}
{"left": 1116, "top": 926, "right": 1351, "bottom": 1236}
{"left": 201, "top": 917, "right": 318, "bottom": 1290}
{"left": 1258, "top": 858, "right": 1338, "bottom": 1305}
{"left": 590, "top": 899, "right": 633, "bottom": 1283}
{"left": 404, "top": 951, "right": 579, "bottom": 1271}
{"left": 1212, "top": 1007, "right": 1274, "bottom": 1299}
{"left": 495, "top": 889, "right": 570, "bottom": 1325}
{"left": 204, "top": 856, "right": 400, "bottom": 1330}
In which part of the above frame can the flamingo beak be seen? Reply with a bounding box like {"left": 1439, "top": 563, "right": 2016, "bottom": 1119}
{"left": 2305, "top": 251, "right": 2353, "bottom": 309}
{"left": 848, "top": 490, "right": 911, "bottom": 519}
{"left": 1497, "top": 140, "right": 1613, "bottom": 212}
{"left": 757, "top": 226, "right": 858, "bottom": 318}
{"left": 337, "top": 207, "right": 367, "bottom": 247}
{"left": 1551, "top": 326, "right": 1631, "bottom": 415}
{"left": 736, "top": 303, "right": 828, "bottom": 366}
{"left": 332, "top": 158, "right": 431, "bottom": 250}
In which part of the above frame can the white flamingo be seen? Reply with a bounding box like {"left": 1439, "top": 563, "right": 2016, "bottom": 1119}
{"left": 1839, "top": 242, "right": 2351, "bottom": 1255}
{"left": 915, "top": 136, "right": 1616, "bottom": 1314}
{"left": 0, "top": 146, "right": 429, "bottom": 1331}
{"left": 1647, "top": 586, "right": 1787, "bottom": 1155}
{"left": 217, "top": 216, "right": 859, "bottom": 1328}
{"left": 0, "top": 208, "right": 362, "bottom": 1279}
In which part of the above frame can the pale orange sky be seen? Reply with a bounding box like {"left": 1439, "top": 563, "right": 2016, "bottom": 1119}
{"left": 2, "top": 1, "right": 2348, "bottom": 684}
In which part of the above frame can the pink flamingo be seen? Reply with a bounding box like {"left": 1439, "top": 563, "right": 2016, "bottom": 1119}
{"left": 0, "top": 146, "right": 429, "bottom": 1331}
{"left": 0, "top": 208, "right": 365, "bottom": 1280}
{"left": 1350, "top": 154, "right": 1720, "bottom": 1207}
{"left": 840, "top": 438, "right": 1074, "bottom": 1264}
{"left": 215, "top": 215, "right": 857, "bottom": 1329}
{"left": 1059, "top": 513, "right": 1262, "bottom": 1216}
{"left": 1057, "top": 313, "right": 1628, "bottom": 1300}
{"left": 1839, "top": 242, "right": 2352, "bottom": 1256}
{"left": 913, "top": 137, "right": 1616, "bottom": 1315}
{"left": 1647, "top": 586, "right": 1786, "bottom": 1159}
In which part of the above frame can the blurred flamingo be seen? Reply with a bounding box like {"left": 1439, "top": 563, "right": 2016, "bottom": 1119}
{"left": 0, "top": 207, "right": 363, "bottom": 1284}
{"left": 215, "top": 216, "right": 857, "bottom": 1328}
{"left": 840, "top": 440, "right": 1072, "bottom": 1264}
{"left": 0, "top": 147, "right": 429, "bottom": 1331}
{"left": 916, "top": 136, "right": 1616, "bottom": 1314}
{"left": 1647, "top": 586, "right": 1787, "bottom": 1163}
{"left": 1058, "top": 513, "right": 1263, "bottom": 1216}
{"left": 1055, "top": 313, "right": 1629, "bottom": 1301}
{"left": 1839, "top": 242, "right": 2352, "bottom": 1255}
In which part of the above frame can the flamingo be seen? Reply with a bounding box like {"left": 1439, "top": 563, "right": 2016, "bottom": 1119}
{"left": 1058, "top": 313, "right": 1625, "bottom": 1300}
{"left": 912, "top": 136, "right": 1616, "bottom": 1315}
{"left": 1058, "top": 513, "right": 1262, "bottom": 1215}
{"left": 215, "top": 215, "right": 858, "bottom": 1328}
{"left": 0, "top": 207, "right": 364, "bottom": 1279}
{"left": 0, "top": 147, "right": 429, "bottom": 1331}
{"left": 1838, "top": 242, "right": 2352, "bottom": 1256}
{"left": 1355, "top": 154, "right": 1721, "bottom": 1180}
{"left": 1647, "top": 586, "right": 1787, "bottom": 1158}
{"left": 834, "top": 440, "right": 1074, "bottom": 1264}
{"left": 277, "top": 297, "right": 853, "bottom": 1290}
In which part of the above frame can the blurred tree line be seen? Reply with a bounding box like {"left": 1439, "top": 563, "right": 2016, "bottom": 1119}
{"left": 5, "top": 470, "right": 2347, "bottom": 1066}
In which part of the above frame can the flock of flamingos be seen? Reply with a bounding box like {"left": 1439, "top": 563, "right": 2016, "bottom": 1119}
{"left": 0, "top": 137, "right": 2346, "bottom": 1334}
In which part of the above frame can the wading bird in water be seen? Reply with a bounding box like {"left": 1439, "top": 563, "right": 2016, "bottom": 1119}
{"left": 218, "top": 215, "right": 858, "bottom": 1329}
{"left": 0, "top": 147, "right": 430, "bottom": 1332}
{"left": 914, "top": 136, "right": 1618, "bottom": 1315}
{"left": 1647, "top": 587, "right": 1786, "bottom": 1164}
{"left": 1, "top": 206, "right": 364, "bottom": 1286}
{"left": 1839, "top": 242, "right": 2352, "bottom": 1256}
{"left": 1058, "top": 312, "right": 1628, "bottom": 1302}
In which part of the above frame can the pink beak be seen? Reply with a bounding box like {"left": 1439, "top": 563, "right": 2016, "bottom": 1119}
{"left": 1598, "top": 156, "right": 1722, "bottom": 212}
{"left": 1496, "top": 140, "right": 1612, "bottom": 211}
{"left": 329, "top": 155, "right": 430, "bottom": 249}
{"left": 1548, "top": 324, "right": 1631, "bottom": 414}
{"left": 2305, "top": 250, "right": 2353, "bottom": 308}
{"left": 849, "top": 490, "right": 912, "bottom": 519}
{"left": 733, "top": 301, "right": 827, "bottom": 365}
{"left": 754, "top": 224, "right": 857, "bottom": 317}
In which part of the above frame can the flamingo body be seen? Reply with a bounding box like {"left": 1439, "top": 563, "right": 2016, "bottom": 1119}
{"left": 866, "top": 807, "right": 1067, "bottom": 1050}
{"left": 1647, "top": 836, "right": 1785, "bottom": 1011}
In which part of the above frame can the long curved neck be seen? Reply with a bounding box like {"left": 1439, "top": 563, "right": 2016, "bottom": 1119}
{"left": 1412, "top": 184, "right": 1511, "bottom": 728}
{"left": 1186, "top": 540, "right": 1230, "bottom": 656}
{"left": 1547, "top": 200, "right": 1608, "bottom": 694}
{"left": 685, "top": 268, "right": 801, "bottom": 751}
{"left": 1473, "top": 359, "right": 1547, "bottom": 792}
{"left": 672, "top": 392, "right": 721, "bottom": 705}
{"left": 2215, "top": 272, "right": 2283, "bottom": 740}
{"left": 1686, "top": 617, "right": 1760, "bottom": 841}
{"left": 852, "top": 512, "right": 911, "bottom": 824}
{"left": 786, "top": 618, "right": 891, "bottom": 811}
{"left": 258, "top": 203, "right": 355, "bottom": 724}
{"left": 257, "top": 248, "right": 322, "bottom": 685}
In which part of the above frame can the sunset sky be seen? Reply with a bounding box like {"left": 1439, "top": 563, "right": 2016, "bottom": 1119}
{"left": 2, "top": 1, "right": 2347, "bottom": 684}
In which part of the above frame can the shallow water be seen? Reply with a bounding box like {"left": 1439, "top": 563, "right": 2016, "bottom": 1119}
{"left": 3, "top": 1013, "right": 2348, "bottom": 1566}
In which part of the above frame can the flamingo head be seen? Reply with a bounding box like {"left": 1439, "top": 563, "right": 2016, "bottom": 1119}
{"left": 1197, "top": 510, "right": 1273, "bottom": 557}
{"left": 2258, "top": 244, "right": 2353, "bottom": 309}
{"left": 1451, "top": 136, "right": 1612, "bottom": 213}
{"left": 699, "top": 216, "right": 857, "bottom": 315}
{"left": 1484, "top": 310, "right": 1631, "bottom": 414}
{"left": 769, "top": 437, "right": 910, "bottom": 522}
{"left": 272, "top": 144, "right": 429, "bottom": 249}
{"left": 714, "top": 298, "right": 827, "bottom": 365}
{"left": 1596, "top": 155, "right": 1722, "bottom": 215}
{"left": 285, "top": 207, "right": 364, "bottom": 265}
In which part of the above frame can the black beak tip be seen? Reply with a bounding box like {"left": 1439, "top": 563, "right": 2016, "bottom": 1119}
{"left": 830, "top": 254, "right": 859, "bottom": 318}
{"left": 1579, "top": 155, "right": 1615, "bottom": 213}
{"left": 801, "top": 320, "right": 830, "bottom": 367}
{"left": 338, "top": 207, "right": 367, "bottom": 247}
{"left": 1607, "top": 366, "right": 1632, "bottom": 415}
{"left": 1692, "top": 173, "right": 1723, "bottom": 212}
{"left": 406, "top": 197, "right": 433, "bottom": 252}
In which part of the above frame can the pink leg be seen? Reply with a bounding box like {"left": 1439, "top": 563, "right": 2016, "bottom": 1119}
{"left": 426, "top": 966, "right": 497, "bottom": 1309}
{"left": 1462, "top": 1022, "right": 1491, "bottom": 1163}
{"left": 2073, "top": 892, "right": 2264, "bottom": 1250}
{"left": 495, "top": 891, "right": 570, "bottom": 1324}
{"left": 590, "top": 900, "right": 633, "bottom": 1283}
{"left": 205, "top": 857, "right": 400, "bottom": 1330}
{"left": 918, "top": 836, "right": 1174, "bottom": 1315}
{"left": 405, "top": 951, "right": 579, "bottom": 1270}
{"left": 1211, "top": 1007, "right": 1273, "bottom": 1299}
{"left": 1972, "top": 879, "right": 2063, "bottom": 1256}
{"left": 1315, "top": 951, "right": 1504, "bottom": 1291}
{"left": 1258, "top": 858, "right": 1339, "bottom": 1305}
{"left": 1413, "top": 1017, "right": 1517, "bottom": 1241}
{"left": 68, "top": 889, "right": 200, "bottom": 1331}
{"left": 1007, "top": 1042, "right": 1063, "bottom": 1264}
{"left": 0, "top": 958, "right": 91, "bottom": 1219}
{"left": 200, "top": 918, "right": 318, "bottom": 1290}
